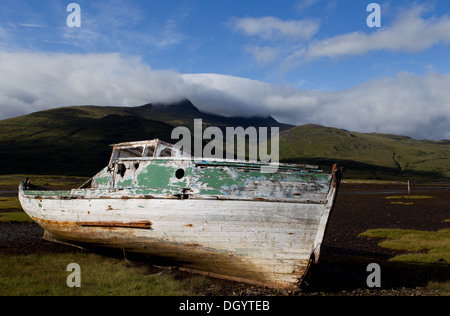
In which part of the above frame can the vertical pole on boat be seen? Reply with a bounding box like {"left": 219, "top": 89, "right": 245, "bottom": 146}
{"left": 407, "top": 180, "right": 410, "bottom": 196}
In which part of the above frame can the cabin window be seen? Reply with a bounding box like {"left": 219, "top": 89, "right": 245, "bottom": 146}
{"left": 117, "top": 164, "right": 126, "bottom": 177}
{"left": 159, "top": 147, "right": 173, "bottom": 157}
{"left": 144, "top": 145, "right": 155, "bottom": 157}
{"left": 117, "top": 146, "right": 144, "bottom": 158}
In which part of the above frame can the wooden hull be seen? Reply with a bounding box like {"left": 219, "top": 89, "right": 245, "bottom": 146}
{"left": 18, "top": 185, "right": 338, "bottom": 289}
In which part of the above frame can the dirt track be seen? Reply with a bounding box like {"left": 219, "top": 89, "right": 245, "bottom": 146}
{"left": 1, "top": 183, "right": 449, "bottom": 296}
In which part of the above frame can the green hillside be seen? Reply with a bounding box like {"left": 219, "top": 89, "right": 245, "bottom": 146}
{"left": 280, "top": 124, "right": 450, "bottom": 180}
{"left": 0, "top": 99, "right": 290, "bottom": 176}
{"left": 0, "top": 100, "right": 448, "bottom": 180}
{"left": 0, "top": 107, "right": 175, "bottom": 175}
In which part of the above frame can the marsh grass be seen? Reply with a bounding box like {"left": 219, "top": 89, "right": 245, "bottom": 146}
{"left": 385, "top": 195, "right": 436, "bottom": 200}
{"left": 385, "top": 195, "right": 436, "bottom": 206}
{"left": 360, "top": 229, "right": 450, "bottom": 261}
{"left": 0, "top": 212, "right": 33, "bottom": 223}
{"left": 390, "top": 202, "right": 415, "bottom": 205}
{"left": 0, "top": 198, "right": 22, "bottom": 211}
{"left": 0, "top": 252, "right": 210, "bottom": 296}
{"left": 360, "top": 228, "right": 450, "bottom": 294}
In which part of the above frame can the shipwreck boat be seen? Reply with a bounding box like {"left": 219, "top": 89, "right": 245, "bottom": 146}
{"left": 19, "top": 139, "right": 343, "bottom": 289}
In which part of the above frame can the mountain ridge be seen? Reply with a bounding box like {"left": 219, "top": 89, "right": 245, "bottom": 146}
{"left": 0, "top": 99, "right": 448, "bottom": 180}
{"left": 280, "top": 124, "right": 450, "bottom": 180}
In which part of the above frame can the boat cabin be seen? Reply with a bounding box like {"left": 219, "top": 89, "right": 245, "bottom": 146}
{"left": 89, "top": 139, "right": 193, "bottom": 191}
{"left": 108, "top": 139, "right": 189, "bottom": 166}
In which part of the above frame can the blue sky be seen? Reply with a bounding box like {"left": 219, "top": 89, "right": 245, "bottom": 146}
{"left": 1, "top": 0, "right": 450, "bottom": 140}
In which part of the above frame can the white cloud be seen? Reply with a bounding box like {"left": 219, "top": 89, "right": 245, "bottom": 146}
{"left": 244, "top": 45, "right": 280, "bottom": 64}
{"left": 288, "top": 5, "right": 450, "bottom": 64}
{"left": 0, "top": 51, "right": 448, "bottom": 140}
{"left": 295, "top": 0, "right": 320, "bottom": 12}
{"left": 0, "top": 52, "right": 186, "bottom": 117}
{"left": 181, "top": 71, "right": 450, "bottom": 141}
{"left": 231, "top": 16, "right": 320, "bottom": 42}
{"left": 156, "top": 18, "right": 188, "bottom": 49}
{"left": 309, "top": 72, "right": 450, "bottom": 140}
{"left": 231, "top": 5, "right": 450, "bottom": 72}
{"left": 18, "top": 24, "right": 45, "bottom": 28}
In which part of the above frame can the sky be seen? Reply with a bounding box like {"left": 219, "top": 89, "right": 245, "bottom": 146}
{"left": 0, "top": 0, "right": 450, "bottom": 140}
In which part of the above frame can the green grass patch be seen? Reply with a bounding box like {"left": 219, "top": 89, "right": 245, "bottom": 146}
{"left": 0, "top": 197, "right": 22, "bottom": 211}
{"left": 0, "top": 212, "right": 33, "bottom": 223}
{"left": 360, "top": 228, "right": 450, "bottom": 294}
{"left": 360, "top": 229, "right": 450, "bottom": 262}
{"left": 385, "top": 195, "right": 436, "bottom": 200}
{"left": 385, "top": 195, "right": 437, "bottom": 206}
{"left": 0, "top": 252, "right": 210, "bottom": 296}
{"left": 390, "top": 202, "right": 415, "bottom": 206}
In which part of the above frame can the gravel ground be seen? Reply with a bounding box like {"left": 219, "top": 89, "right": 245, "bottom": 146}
{"left": 1, "top": 183, "right": 449, "bottom": 296}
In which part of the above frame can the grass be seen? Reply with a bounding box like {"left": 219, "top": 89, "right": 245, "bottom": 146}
{"left": 385, "top": 195, "right": 437, "bottom": 200}
{"left": 280, "top": 124, "right": 450, "bottom": 180}
{"left": 0, "top": 196, "right": 30, "bottom": 223}
{"left": 360, "top": 229, "right": 450, "bottom": 261}
{"left": 0, "top": 252, "right": 212, "bottom": 296}
{"left": 385, "top": 195, "right": 436, "bottom": 205}
{"left": 389, "top": 202, "right": 415, "bottom": 205}
{"left": 360, "top": 228, "right": 450, "bottom": 294}
{"left": 385, "top": 195, "right": 436, "bottom": 206}
{"left": 0, "top": 212, "right": 33, "bottom": 223}
{"left": 0, "top": 197, "right": 22, "bottom": 211}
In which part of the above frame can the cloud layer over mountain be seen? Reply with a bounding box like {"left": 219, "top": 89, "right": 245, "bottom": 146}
{"left": 0, "top": 51, "right": 449, "bottom": 140}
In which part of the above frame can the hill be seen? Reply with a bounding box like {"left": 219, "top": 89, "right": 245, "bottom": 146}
{"left": 0, "top": 100, "right": 448, "bottom": 180}
{"left": 0, "top": 99, "right": 292, "bottom": 176}
{"left": 280, "top": 124, "right": 450, "bottom": 180}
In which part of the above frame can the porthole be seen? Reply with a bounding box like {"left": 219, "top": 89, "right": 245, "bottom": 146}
{"left": 175, "top": 169, "right": 185, "bottom": 179}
